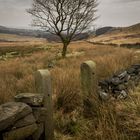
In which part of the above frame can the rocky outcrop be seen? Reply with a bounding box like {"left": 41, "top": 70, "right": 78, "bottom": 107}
{"left": 0, "top": 94, "right": 46, "bottom": 140}
{"left": 99, "top": 64, "right": 140, "bottom": 99}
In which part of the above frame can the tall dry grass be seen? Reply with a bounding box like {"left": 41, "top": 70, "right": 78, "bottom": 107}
{"left": 0, "top": 41, "right": 139, "bottom": 139}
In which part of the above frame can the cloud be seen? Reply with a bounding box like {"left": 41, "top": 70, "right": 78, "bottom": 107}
{"left": 0, "top": 0, "right": 32, "bottom": 27}
{"left": 0, "top": 0, "right": 32, "bottom": 6}
{"left": 96, "top": 0, "right": 140, "bottom": 27}
{"left": 0, "top": 0, "right": 139, "bottom": 28}
{"left": 114, "top": 0, "right": 140, "bottom": 3}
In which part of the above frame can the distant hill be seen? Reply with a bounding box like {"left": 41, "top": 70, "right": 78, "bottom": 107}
{"left": 0, "top": 26, "right": 46, "bottom": 38}
{"left": 95, "top": 23, "right": 140, "bottom": 37}
{"left": 0, "top": 25, "right": 90, "bottom": 41}
{"left": 120, "top": 23, "right": 140, "bottom": 33}
{"left": 89, "top": 23, "right": 140, "bottom": 45}
{"left": 0, "top": 26, "right": 7, "bottom": 30}
{"left": 95, "top": 27, "right": 115, "bottom": 36}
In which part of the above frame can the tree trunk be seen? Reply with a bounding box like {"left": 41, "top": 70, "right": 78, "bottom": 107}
{"left": 62, "top": 43, "right": 68, "bottom": 58}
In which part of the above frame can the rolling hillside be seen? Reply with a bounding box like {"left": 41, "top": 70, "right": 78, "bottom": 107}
{"left": 0, "top": 26, "right": 58, "bottom": 41}
{"left": 89, "top": 23, "right": 140, "bottom": 45}
{"left": 0, "top": 23, "right": 140, "bottom": 46}
{"left": 0, "top": 26, "right": 90, "bottom": 42}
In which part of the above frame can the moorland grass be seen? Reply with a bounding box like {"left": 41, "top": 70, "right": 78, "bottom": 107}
{"left": 0, "top": 41, "right": 139, "bottom": 139}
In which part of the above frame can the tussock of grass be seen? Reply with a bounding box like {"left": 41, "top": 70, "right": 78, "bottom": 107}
{"left": 0, "top": 41, "right": 140, "bottom": 139}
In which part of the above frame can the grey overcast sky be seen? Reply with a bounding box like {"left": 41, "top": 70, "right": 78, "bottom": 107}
{"left": 0, "top": 0, "right": 140, "bottom": 28}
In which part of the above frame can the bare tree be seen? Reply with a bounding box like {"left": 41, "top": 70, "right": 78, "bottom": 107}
{"left": 28, "top": 0, "right": 98, "bottom": 58}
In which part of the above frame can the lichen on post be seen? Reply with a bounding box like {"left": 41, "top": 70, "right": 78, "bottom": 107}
{"left": 80, "top": 60, "right": 98, "bottom": 116}
{"left": 35, "top": 70, "right": 54, "bottom": 140}
{"left": 81, "top": 60, "right": 97, "bottom": 96}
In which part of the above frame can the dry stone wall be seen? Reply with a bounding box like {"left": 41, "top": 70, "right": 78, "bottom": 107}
{"left": 80, "top": 61, "right": 140, "bottom": 101}
{"left": 99, "top": 64, "right": 140, "bottom": 99}
{"left": 0, "top": 94, "right": 46, "bottom": 140}
{"left": 0, "top": 98, "right": 44, "bottom": 140}
{"left": 0, "top": 69, "right": 54, "bottom": 140}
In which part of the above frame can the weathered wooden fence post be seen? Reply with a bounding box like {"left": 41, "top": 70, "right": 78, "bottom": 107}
{"left": 35, "top": 70, "right": 54, "bottom": 140}
{"left": 80, "top": 60, "right": 98, "bottom": 116}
